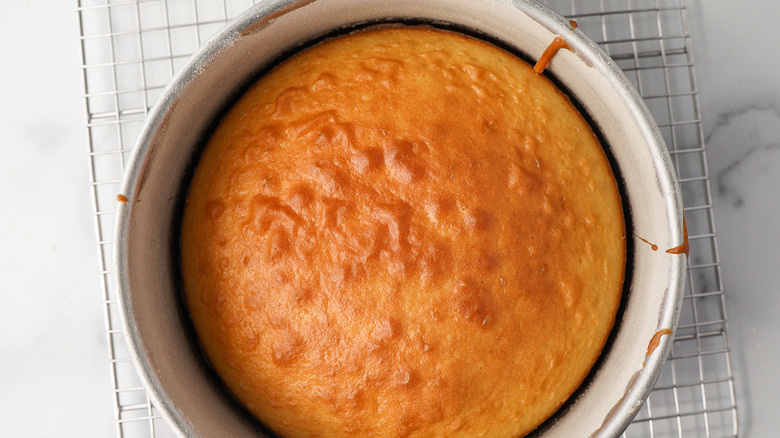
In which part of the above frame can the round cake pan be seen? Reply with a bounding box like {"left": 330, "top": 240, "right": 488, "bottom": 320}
{"left": 114, "top": 0, "right": 687, "bottom": 436}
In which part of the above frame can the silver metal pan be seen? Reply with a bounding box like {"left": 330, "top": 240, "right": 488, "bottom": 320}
{"left": 115, "top": 0, "right": 687, "bottom": 436}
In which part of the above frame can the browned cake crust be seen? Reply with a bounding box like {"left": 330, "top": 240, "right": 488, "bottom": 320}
{"left": 181, "top": 27, "right": 625, "bottom": 438}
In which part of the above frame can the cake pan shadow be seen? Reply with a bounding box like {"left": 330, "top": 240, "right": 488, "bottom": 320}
{"left": 114, "top": 0, "right": 687, "bottom": 436}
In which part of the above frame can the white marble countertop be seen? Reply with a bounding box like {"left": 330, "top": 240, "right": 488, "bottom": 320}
{"left": 1, "top": 1, "right": 777, "bottom": 436}
{"left": 686, "top": 2, "right": 780, "bottom": 435}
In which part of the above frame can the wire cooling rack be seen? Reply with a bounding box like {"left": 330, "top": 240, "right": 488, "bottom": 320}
{"left": 77, "top": 0, "right": 739, "bottom": 436}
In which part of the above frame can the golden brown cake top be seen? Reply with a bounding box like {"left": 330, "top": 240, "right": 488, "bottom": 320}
{"left": 181, "top": 27, "right": 625, "bottom": 438}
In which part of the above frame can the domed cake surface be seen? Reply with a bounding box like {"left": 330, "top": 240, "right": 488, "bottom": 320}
{"left": 181, "top": 27, "right": 625, "bottom": 438}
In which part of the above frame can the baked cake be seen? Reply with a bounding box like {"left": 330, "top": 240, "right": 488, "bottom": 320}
{"left": 181, "top": 27, "right": 625, "bottom": 437}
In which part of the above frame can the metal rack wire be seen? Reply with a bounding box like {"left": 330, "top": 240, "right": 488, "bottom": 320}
{"left": 77, "top": 0, "right": 738, "bottom": 436}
